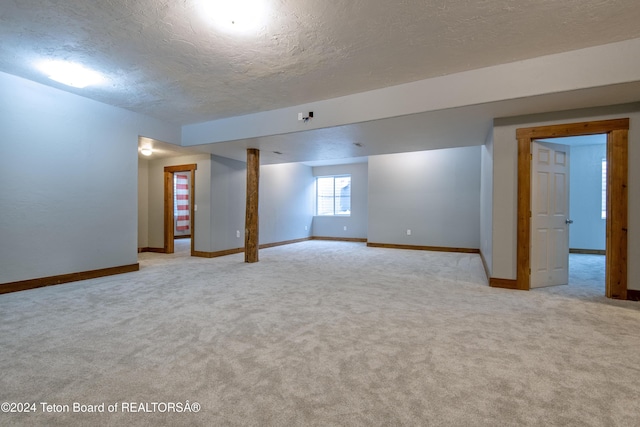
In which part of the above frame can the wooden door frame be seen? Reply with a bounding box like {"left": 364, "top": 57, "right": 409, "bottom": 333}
{"left": 515, "top": 118, "right": 628, "bottom": 298}
{"left": 164, "top": 164, "right": 197, "bottom": 255}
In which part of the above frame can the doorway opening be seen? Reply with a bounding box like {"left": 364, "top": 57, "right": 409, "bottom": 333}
{"left": 515, "top": 118, "right": 628, "bottom": 299}
{"left": 531, "top": 134, "right": 607, "bottom": 294}
{"left": 163, "top": 164, "right": 197, "bottom": 256}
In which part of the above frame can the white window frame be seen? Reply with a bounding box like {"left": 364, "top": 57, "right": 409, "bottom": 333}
{"left": 316, "top": 175, "right": 351, "bottom": 216}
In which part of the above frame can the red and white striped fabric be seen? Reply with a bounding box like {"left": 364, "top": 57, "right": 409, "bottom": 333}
{"left": 175, "top": 174, "right": 190, "bottom": 232}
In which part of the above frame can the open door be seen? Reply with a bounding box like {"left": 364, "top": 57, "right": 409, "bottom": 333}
{"left": 531, "top": 141, "right": 570, "bottom": 288}
{"left": 511, "top": 118, "right": 628, "bottom": 299}
{"left": 163, "top": 164, "right": 197, "bottom": 255}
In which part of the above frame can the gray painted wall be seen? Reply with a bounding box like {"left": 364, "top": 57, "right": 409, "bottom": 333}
{"left": 569, "top": 144, "right": 606, "bottom": 251}
{"left": 210, "top": 155, "right": 245, "bottom": 252}
{"left": 138, "top": 158, "right": 149, "bottom": 248}
{"left": 261, "top": 163, "right": 315, "bottom": 244}
{"left": 142, "top": 155, "right": 317, "bottom": 254}
{"left": 146, "top": 154, "right": 212, "bottom": 252}
{"left": 491, "top": 103, "right": 640, "bottom": 290}
{"left": 0, "top": 71, "right": 179, "bottom": 283}
{"left": 312, "top": 163, "right": 368, "bottom": 239}
{"left": 480, "top": 130, "right": 494, "bottom": 275}
{"left": 144, "top": 155, "right": 315, "bottom": 254}
{"left": 209, "top": 158, "right": 316, "bottom": 251}
{"left": 368, "top": 146, "right": 481, "bottom": 248}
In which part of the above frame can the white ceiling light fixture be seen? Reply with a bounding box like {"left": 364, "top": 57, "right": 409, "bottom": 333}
{"left": 140, "top": 146, "right": 153, "bottom": 156}
{"left": 39, "top": 60, "right": 105, "bottom": 88}
{"left": 200, "top": 0, "right": 268, "bottom": 34}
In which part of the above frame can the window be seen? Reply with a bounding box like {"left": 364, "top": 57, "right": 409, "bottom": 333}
{"left": 601, "top": 158, "right": 607, "bottom": 219}
{"left": 316, "top": 175, "right": 351, "bottom": 216}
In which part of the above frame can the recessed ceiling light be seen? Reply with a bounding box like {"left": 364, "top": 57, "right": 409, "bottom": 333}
{"left": 200, "top": 0, "right": 268, "bottom": 34}
{"left": 39, "top": 60, "right": 105, "bottom": 88}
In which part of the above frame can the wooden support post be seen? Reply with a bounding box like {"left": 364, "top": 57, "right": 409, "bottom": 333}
{"left": 245, "top": 148, "right": 260, "bottom": 263}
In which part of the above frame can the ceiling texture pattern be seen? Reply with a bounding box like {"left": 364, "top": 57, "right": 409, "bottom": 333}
{"left": 3, "top": 0, "right": 640, "bottom": 126}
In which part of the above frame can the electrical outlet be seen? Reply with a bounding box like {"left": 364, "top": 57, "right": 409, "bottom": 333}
{"left": 344, "top": 226, "right": 347, "bottom": 231}
{"left": 194, "top": 204, "right": 197, "bottom": 212}
{"left": 406, "top": 229, "right": 411, "bottom": 236}
{"left": 305, "top": 226, "right": 308, "bottom": 231}
{"left": 236, "top": 230, "right": 240, "bottom": 238}
{"left": 298, "top": 112, "right": 303, "bottom": 121}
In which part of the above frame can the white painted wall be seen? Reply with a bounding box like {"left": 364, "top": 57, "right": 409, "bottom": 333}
{"left": 312, "top": 163, "right": 368, "bottom": 239}
{"left": 368, "top": 146, "right": 481, "bottom": 248}
{"left": 0, "top": 71, "right": 180, "bottom": 284}
{"left": 260, "top": 163, "right": 315, "bottom": 244}
{"left": 147, "top": 154, "right": 212, "bottom": 252}
{"left": 569, "top": 144, "right": 606, "bottom": 251}
{"left": 491, "top": 103, "right": 640, "bottom": 291}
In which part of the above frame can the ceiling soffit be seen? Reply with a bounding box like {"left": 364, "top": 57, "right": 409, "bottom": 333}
{"left": 1, "top": 0, "right": 640, "bottom": 125}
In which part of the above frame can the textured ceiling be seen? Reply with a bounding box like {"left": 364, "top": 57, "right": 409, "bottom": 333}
{"left": 2, "top": 0, "right": 640, "bottom": 125}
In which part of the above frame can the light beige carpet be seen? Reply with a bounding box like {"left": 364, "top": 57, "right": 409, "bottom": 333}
{"left": 1, "top": 241, "right": 639, "bottom": 426}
